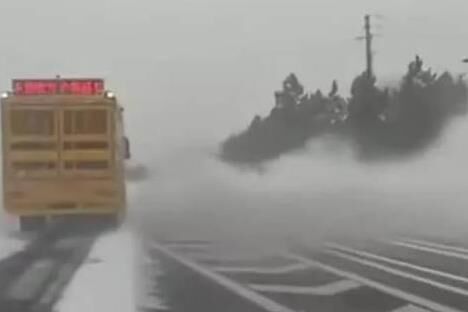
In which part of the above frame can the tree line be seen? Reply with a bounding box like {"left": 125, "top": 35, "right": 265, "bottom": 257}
{"left": 221, "top": 56, "right": 468, "bottom": 164}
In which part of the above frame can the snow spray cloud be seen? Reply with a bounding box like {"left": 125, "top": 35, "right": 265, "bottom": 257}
{"left": 130, "top": 59, "right": 468, "bottom": 254}
{"left": 132, "top": 114, "right": 468, "bottom": 254}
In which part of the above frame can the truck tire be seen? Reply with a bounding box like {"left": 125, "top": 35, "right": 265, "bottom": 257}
{"left": 19, "top": 216, "right": 46, "bottom": 232}
{"left": 104, "top": 214, "right": 119, "bottom": 229}
{"left": 87, "top": 214, "right": 119, "bottom": 229}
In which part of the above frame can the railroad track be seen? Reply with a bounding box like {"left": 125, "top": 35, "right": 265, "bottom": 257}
{"left": 0, "top": 221, "right": 109, "bottom": 312}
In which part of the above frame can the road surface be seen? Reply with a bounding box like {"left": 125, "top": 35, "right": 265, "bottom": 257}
{"left": 142, "top": 233, "right": 468, "bottom": 312}
{"left": 3, "top": 222, "right": 468, "bottom": 311}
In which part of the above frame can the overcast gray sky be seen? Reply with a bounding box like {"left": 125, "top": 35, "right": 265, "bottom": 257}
{"left": 1, "top": 0, "right": 468, "bottom": 160}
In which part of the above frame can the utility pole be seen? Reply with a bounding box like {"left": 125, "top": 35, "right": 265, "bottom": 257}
{"left": 364, "top": 14, "right": 373, "bottom": 79}
{"left": 356, "top": 14, "right": 375, "bottom": 79}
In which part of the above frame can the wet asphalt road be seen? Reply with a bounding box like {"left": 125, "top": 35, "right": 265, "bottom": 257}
{"left": 142, "top": 234, "right": 468, "bottom": 312}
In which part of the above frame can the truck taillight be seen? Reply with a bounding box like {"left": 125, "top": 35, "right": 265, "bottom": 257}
{"left": 105, "top": 91, "right": 115, "bottom": 99}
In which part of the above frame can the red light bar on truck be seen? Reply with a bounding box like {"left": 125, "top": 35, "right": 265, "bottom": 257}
{"left": 12, "top": 79, "right": 105, "bottom": 96}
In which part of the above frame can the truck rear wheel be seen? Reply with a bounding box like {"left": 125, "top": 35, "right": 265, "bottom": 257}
{"left": 99, "top": 214, "right": 120, "bottom": 229}
{"left": 19, "top": 216, "right": 46, "bottom": 232}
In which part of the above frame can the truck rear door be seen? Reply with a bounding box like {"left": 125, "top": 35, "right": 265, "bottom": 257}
{"left": 4, "top": 105, "right": 59, "bottom": 178}
{"left": 60, "top": 106, "right": 113, "bottom": 178}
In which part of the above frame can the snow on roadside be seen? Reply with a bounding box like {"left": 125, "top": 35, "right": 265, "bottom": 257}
{"left": 0, "top": 211, "right": 26, "bottom": 261}
{"left": 136, "top": 242, "right": 168, "bottom": 311}
{"left": 0, "top": 235, "right": 25, "bottom": 260}
{"left": 55, "top": 227, "right": 137, "bottom": 312}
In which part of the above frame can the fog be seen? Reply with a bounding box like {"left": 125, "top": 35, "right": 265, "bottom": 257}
{"left": 131, "top": 112, "right": 468, "bottom": 254}
{"left": 1, "top": 0, "right": 468, "bottom": 154}
{"left": 1, "top": 1, "right": 468, "bottom": 249}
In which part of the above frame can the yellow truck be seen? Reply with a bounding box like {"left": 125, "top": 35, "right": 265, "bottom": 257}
{"left": 1, "top": 78, "right": 129, "bottom": 231}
